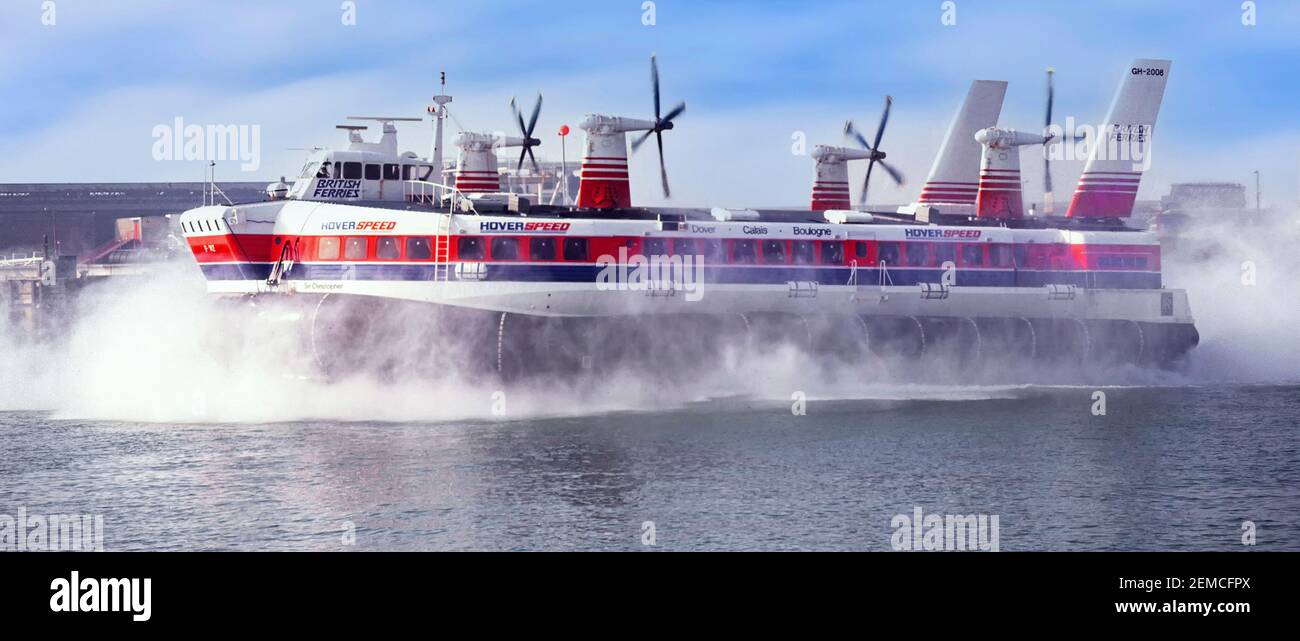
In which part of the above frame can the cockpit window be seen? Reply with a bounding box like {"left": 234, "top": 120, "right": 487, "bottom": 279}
{"left": 300, "top": 162, "right": 320, "bottom": 179}
{"left": 316, "top": 163, "right": 332, "bottom": 178}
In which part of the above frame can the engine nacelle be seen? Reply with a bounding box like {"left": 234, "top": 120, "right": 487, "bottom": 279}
{"left": 809, "top": 145, "right": 879, "bottom": 211}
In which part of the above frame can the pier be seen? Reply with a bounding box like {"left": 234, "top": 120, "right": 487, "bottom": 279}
{"left": 0, "top": 181, "right": 265, "bottom": 338}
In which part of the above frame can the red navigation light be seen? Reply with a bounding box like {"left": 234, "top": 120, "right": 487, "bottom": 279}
{"left": 558, "top": 125, "right": 570, "bottom": 137}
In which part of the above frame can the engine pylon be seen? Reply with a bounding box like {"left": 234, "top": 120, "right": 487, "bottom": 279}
{"left": 810, "top": 145, "right": 878, "bottom": 210}
{"left": 973, "top": 127, "right": 1051, "bottom": 219}
{"left": 575, "top": 115, "right": 657, "bottom": 209}
{"left": 453, "top": 132, "right": 538, "bottom": 194}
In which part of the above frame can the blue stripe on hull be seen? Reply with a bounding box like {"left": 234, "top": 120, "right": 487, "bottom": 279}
{"left": 200, "top": 263, "right": 1162, "bottom": 290}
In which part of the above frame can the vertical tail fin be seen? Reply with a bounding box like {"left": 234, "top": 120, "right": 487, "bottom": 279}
{"left": 1066, "top": 59, "right": 1171, "bottom": 218}
{"left": 913, "top": 80, "right": 1008, "bottom": 210}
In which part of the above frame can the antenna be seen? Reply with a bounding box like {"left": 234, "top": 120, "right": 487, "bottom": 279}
{"left": 429, "top": 71, "right": 454, "bottom": 197}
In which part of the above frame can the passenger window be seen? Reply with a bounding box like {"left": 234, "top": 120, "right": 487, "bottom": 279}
{"left": 376, "top": 237, "right": 400, "bottom": 259}
{"left": 317, "top": 237, "right": 341, "bottom": 260}
{"left": 365, "top": 164, "right": 381, "bottom": 180}
{"left": 490, "top": 237, "right": 520, "bottom": 260}
{"left": 855, "top": 242, "right": 868, "bottom": 258}
{"left": 383, "top": 164, "right": 400, "bottom": 180}
{"left": 906, "top": 243, "right": 928, "bottom": 266}
{"left": 820, "top": 241, "right": 843, "bottom": 264}
{"left": 792, "top": 241, "right": 816, "bottom": 265}
{"left": 702, "top": 239, "right": 725, "bottom": 263}
{"left": 644, "top": 238, "right": 668, "bottom": 256}
{"left": 935, "top": 243, "right": 955, "bottom": 265}
{"left": 530, "top": 237, "right": 557, "bottom": 260}
{"left": 406, "top": 237, "right": 432, "bottom": 260}
{"left": 671, "top": 238, "right": 699, "bottom": 256}
{"left": 878, "top": 242, "right": 900, "bottom": 266}
{"left": 761, "top": 240, "right": 786, "bottom": 264}
{"left": 458, "top": 237, "right": 485, "bottom": 260}
{"left": 1013, "top": 245, "right": 1027, "bottom": 267}
{"left": 989, "top": 245, "right": 1006, "bottom": 267}
{"left": 344, "top": 237, "right": 367, "bottom": 260}
{"left": 563, "top": 238, "right": 588, "bottom": 261}
{"left": 732, "top": 239, "right": 757, "bottom": 264}
{"left": 962, "top": 245, "right": 984, "bottom": 266}
{"left": 343, "top": 162, "right": 362, "bottom": 179}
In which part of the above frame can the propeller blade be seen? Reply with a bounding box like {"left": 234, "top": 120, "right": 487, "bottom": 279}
{"left": 844, "top": 120, "right": 873, "bottom": 151}
{"left": 650, "top": 54, "right": 661, "bottom": 121}
{"left": 631, "top": 128, "right": 655, "bottom": 152}
{"left": 510, "top": 97, "right": 528, "bottom": 139}
{"left": 1044, "top": 68, "right": 1056, "bottom": 196}
{"left": 1045, "top": 68, "right": 1055, "bottom": 131}
{"left": 526, "top": 93, "right": 542, "bottom": 138}
{"left": 861, "top": 158, "right": 877, "bottom": 205}
{"left": 878, "top": 159, "right": 904, "bottom": 186}
{"left": 872, "top": 96, "right": 893, "bottom": 152}
{"left": 656, "top": 129, "right": 670, "bottom": 198}
{"left": 517, "top": 146, "right": 528, "bottom": 172}
{"left": 661, "top": 102, "right": 686, "bottom": 124}
{"left": 526, "top": 145, "right": 539, "bottom": 173}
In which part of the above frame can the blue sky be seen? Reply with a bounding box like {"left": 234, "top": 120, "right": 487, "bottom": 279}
{"left": 2, "top": 0, "right": 1298, "bottom": 208}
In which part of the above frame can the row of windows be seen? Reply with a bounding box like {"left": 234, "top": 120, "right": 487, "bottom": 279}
{"left": 301, "top": 235, "right": 1156, "bottom": 270}
{"left": 1096, "top": 254, "right": 1151, "bottom": 268}
{"left": 307, "top": 161, "right": 436, "bottom": 182}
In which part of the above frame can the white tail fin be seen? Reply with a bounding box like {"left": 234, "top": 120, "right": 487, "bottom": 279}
{"left": 909, "top": 80, "right": 1008, "bottom": 212}
{"left": 1066, "top": 58, "right": 1171, "bottom": 218}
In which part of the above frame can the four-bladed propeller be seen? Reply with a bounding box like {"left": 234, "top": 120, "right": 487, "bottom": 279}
{"left": 1043, "top": 68, "right": 1057, "bottom": 194}
{"left": 1042, "top": 66, "right": 1082, "bottom": 199}
{"left": 510, "top": 93, "right": 543, "bottom": 172}
{"left": 844, "top": 95, "right": 905, "bottom": 205}
{"left": 630, "top": 54, "right": 686, "bottom": 198}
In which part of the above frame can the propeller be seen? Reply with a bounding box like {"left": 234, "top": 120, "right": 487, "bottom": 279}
{"left": 630, "top": 54, "right": 686, "bottom": 198}
{"left": 509, "top": 93, "right": 543, "bottom": 172}
{"left": 844, "top": 95, "right": 905, "bottom": 205}
{"left": 1041, "top": 67, "right": 1082, "bottom": 198}
{"left": 1043, "top": 67, "right": 1057, "bottom": 195}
